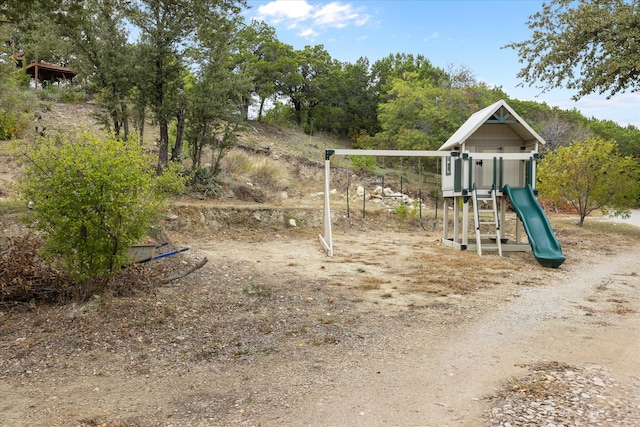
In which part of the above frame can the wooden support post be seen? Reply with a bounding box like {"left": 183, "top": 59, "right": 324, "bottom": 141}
{"left": 453, "top": 197, "right": 460, "bottom": 244}
{"left": 442, "top": 198, "right": 449, "bottom": 241}
{"left": 319, "top": 154, "right": 333, "bottom": 256}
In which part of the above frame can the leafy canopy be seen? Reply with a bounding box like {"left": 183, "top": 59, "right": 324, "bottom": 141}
{"left": 537, "top": 137, "right": 640, "bottom": 226}
{"left": 17, "top": 129, "right": 184, "bottom": 289}
{"left": 505, "top": 0, "right": 640, "bottom": 99}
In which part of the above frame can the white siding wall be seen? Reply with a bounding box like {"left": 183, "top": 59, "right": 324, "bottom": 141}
{"left": 441, "top": 124, "right": 530, "bottom": 193}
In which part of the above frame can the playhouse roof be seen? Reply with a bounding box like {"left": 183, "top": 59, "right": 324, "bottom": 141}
{"left": 438, "top": 99, "right": 547, "bottom": 151}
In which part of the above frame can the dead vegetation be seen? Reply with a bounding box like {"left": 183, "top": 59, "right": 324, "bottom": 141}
{"left": 0, "top": 233, "right": 182, "bottom": 306}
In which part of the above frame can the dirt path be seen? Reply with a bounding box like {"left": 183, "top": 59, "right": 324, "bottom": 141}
{"left": 273, "top": 239, "right": 640, "bottom": 426}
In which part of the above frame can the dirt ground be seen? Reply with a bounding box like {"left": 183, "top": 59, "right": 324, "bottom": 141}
{"left": 1, "top": 205, "right": 639, "bottom": 426}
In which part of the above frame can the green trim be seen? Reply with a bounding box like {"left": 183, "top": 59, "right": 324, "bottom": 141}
{"left": 325, "top": 149, "right": 335, "bottom": 161}
{"left": 492, "top": 157, "right": 497, "bottom": 189}
{"left": 454, "top": 158, "right": 462, "bottom": 192}
{"left": 485, "top": 106, "right": 519, "bottom": 124}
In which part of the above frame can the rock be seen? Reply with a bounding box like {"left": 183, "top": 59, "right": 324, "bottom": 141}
{"left": 288, "top": 218, "right": 297, "bottom": 227}
{"left": 356, "top": 186, "right": 365, "bottom": 196}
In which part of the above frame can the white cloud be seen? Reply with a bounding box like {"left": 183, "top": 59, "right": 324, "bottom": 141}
{"left": 298, "top": 27, "right": 319, "bottom": 39}
{"left": 254, "top": 0, "right": 370, "bottom": 40}
{"left": 313, "top": 2, "right": 369, "bottom": 28}
{"left": 257, "top": 0, "right": 313, "bottom": 24}
{"left": 423, "top": 32, "right": 440, "bottom": 42}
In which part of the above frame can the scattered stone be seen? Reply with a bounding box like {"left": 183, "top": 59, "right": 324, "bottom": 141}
{"left": 482, "top": 362, "right": 640, "bottom": 426}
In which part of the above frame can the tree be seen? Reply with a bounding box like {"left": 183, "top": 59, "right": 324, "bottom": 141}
{"left": 58, "top": 0, "right": 134, "bottom": 138}
{"left": 537, "top": 137, "right": 640, "bottom": 226}
{"left": 233, "top": 20, "right": 280, "bottom": 121}
{"left": 186, "top": 19, "right": 248, "bottom": 180}
{"left": 17, "top": 129, "right": 184, "bottom": 295}
{"left": 125, "top": 0, "right": 246, "bottom": 172}
{"left": 275, "top": 44, "right": 336, "bottom": 132}
{"left": 505, "top": 0, "right": 640, "bottom": 99}
{"left": 375, "top": 73, "right": 504, "bottom": 152}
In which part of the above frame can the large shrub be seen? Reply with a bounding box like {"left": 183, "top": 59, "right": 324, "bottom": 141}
{"left": 537, "top": 137, "right": 640, "bottom": 226}
{"left": 0, "top": 63, "right": 35, "bottom": 140}
{"left": 17, "top": 129, "right": 184, "bottom": 294}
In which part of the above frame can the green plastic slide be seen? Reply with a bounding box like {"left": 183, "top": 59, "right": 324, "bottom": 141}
{"left": 503, "top": 185, "right": 566, "bottom": 268}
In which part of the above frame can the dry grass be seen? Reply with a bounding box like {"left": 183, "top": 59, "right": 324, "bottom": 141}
{"left": 249, "top": 157, "right": 286, "bottom": 190}
{"left": 356, "top": 277, "right": 387, "bottom": 290}
{"left": 221, "top": 150, "right": 253, "bottom": 176}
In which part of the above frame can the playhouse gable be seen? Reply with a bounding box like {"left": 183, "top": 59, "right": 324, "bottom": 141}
{"left": 438, "top": 99, "right": 546, "bottom": 152}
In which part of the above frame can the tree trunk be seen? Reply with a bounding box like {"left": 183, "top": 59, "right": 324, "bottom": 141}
{"left": 112, "top": 110, "right": 121, "bottom": 136}
{"left": 138, "top": 106, "right": 146, "bottom": 144}
{"left": 258, "top": 97, "right": 265, "bottom": 121}
{"left": 121, "top": 98, "right": 130, "bottom": 141}
{"left": 158, "top": 122, "right": 169, "bottom": 173}
{"left": 292, "top": 98, "right": 302, "bottom": 125}
{"left": 156, "top": 58, "right": 168, "bottom": 172}
{"left": 171, "top": 99, "right": 185, "bottom": 161}
{"left": 241, "top": 95, "right": 250, "bottom": 121}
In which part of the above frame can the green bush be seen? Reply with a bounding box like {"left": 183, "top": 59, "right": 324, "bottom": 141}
{"left": 17, "top": 129, "right": 184, "bottom": 294}
{"left": 0, "top": 109, "right": 26, "bottom": 140}
{"left": 0, "top": 65, "right": 36, "bottom": 140}
{"left": 395, "top": 202, "right": 410, "bottom": 219}
{"left": 38, "top": 85, "right": 61, "bottom": 102}
{"left": 350, "top": 155, "right": 376, "bottom": 175}
{"left": 60, "top": 87, "right": 89, "bottom": 103}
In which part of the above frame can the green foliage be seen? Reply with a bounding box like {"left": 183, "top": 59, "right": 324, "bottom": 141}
{"left": 263, "top": 102, "right": 296, "bottom": 127}
{"left": 243, "top": 281, "right": 271, "bottom": 299}
{"left": 375, "top": 75, "right": 504, "bottom": 151}
{"left": 0, "top": 64, "right": 36, "bottom": 140}
{"left": 0, "top": 110, "right": 25, "bottom": 140}
{"left": 505, "top": 0, "right": 639, "bottom": 99}
{"left": 586, "top": 119, "right": 640, "bottom": 158}
{"left": 16, "top": 129, "right": 184, "bottom": 290}
{"left": 537, "top": 137, "right": 640, "bottom": 226}
{"left": 350, "top": 155, "right": 376, "bottom": 175}
{"left": 38, "top": 85, "right": 88, "bottom": 104}
{"left": 395, "top": 202, "right": 410, "bottom": 219}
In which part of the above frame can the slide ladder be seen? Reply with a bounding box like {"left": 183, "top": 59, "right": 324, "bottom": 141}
{"left": 472, "top": 187, "right": 502, "bottom": 256}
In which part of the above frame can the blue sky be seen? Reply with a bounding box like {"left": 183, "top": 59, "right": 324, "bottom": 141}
{"left": 244, "top": 0, "right": 640, "bottom": 128}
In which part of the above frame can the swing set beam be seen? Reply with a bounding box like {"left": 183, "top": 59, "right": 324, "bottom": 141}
{"left": 320, "top": 149, "right": 451, "bottom": 256}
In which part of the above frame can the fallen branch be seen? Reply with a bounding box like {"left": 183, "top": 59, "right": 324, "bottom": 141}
{"left": 161, "top": 257, "right": 208, "bottom": 284}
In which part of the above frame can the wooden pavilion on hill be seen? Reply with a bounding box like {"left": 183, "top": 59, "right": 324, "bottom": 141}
{"left": 25, "top": 60, "right": 77, "bottom": 89}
